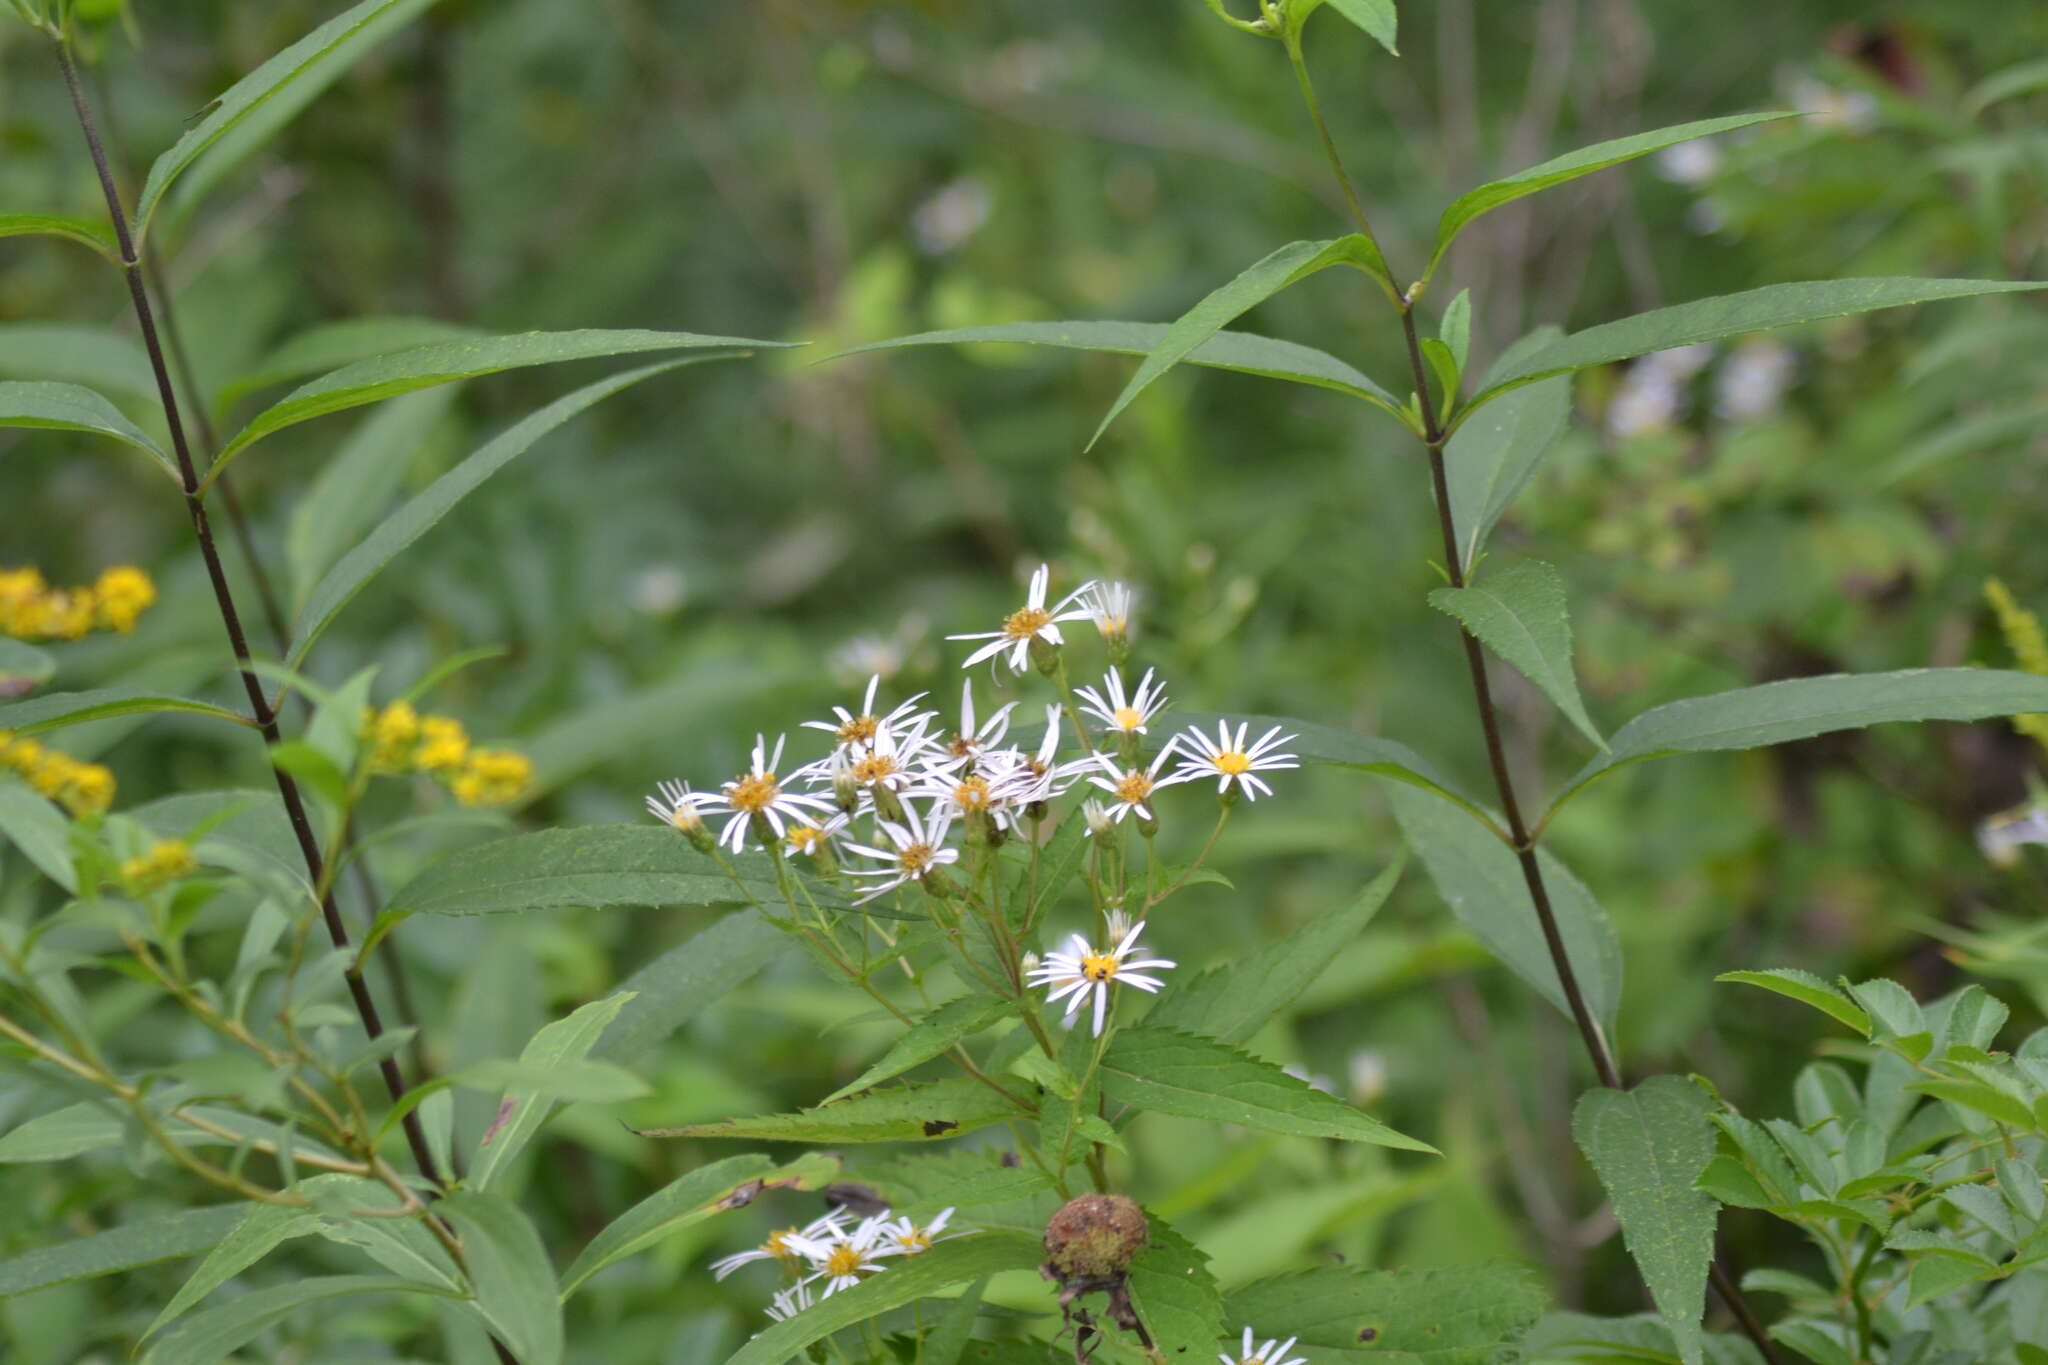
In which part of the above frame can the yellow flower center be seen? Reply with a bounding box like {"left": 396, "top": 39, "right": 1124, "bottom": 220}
{"left": 669, "top": 805, "right": 702, "bottom": 831}
{"left": 1002, "top": 605, "right": 1052, "bottom": 640}
{"left": 1111, "top": 705, "right": 1144, "bottom": 731}
{"left": 953, "top": 776, "right": 992, "bottom": 811}
{"left": 1113, "top": 771, "right": 1153, "bottom": 805}
{"left": 1081, "top": 953, "right": 1120, "bottom": 982}
{"left": 762, "top": 1229, "right": 798, "bottom": 1257}
{"left": 896, "top": 1231, "right": 933, "bottom": 1253}
{"left": 837, "top": 714, "right": 879, "bottom": 745}
{"left": 899, "top": 843, "right": 935, "bottom": 874}
{"left": 823, "top": 1246, "right": 867, "bottom": 1278}
{"left": 851, "top": 753, "right": 899, "bottom": 785}
{"left": 1214, "top": 750, "right": 1252, "bottom": 775}
{"left": 728, "top": 772, "right": 781, "bottom": 813}
{"left": 948, "top": 734, "right": 976, "bottom": 759}
{"left": 789, "top": 825, "right": 828, "bottom": 854}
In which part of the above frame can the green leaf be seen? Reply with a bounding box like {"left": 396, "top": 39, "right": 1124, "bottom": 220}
{"left": 1224, "top": 1264, "right": 1549, "bottom": 1361}
{"left": 0, "top": 638, "right": 55, "bottom": 692}
{"left": 1089, "top": 237, "right": 1397, "bottom": 447}
{"left": 286, "top": 358, "right": 731, "bottom": 662}
{"left": 558, "top": 1152, "right": 841, "bottom": 1298}
{"left": 0, "top": 779, "right": 78, "bottom": 891}
{"left": 147, "top": 1200, "right": 322, "bottom": 1340}
{"left": 637, "top": 1078, "right": 1028, "bottom": 1144}
{"left": 1126, "top": 1219, "right": 1225, "bottom": 1358}
{"left": 824, "top": 994, "right": 1013, "bottom": 1103}
{"left": 1099, "top": 1026, "right": 1435, "bottom": 1152}
{"left": 383, "top": 825, "right": 797, "bottom": 918}
{"left": 1427, "top": 114, "right": 1793, "bottom": 282}
{"left": 838, "top": 320, "right": 1403, "bottom": 417}
{"left": 1573, "top": 1077, "right": 1721, "bottom": 1365}
{"left": 1554, "top": 668, "right": 2048, "bottom": 813}
{"left": 220, "top": 316, "right": 479, "bottom": 412}
{"left": 1430, "top": 559, "right": 1604, "bottom": 747}
{"left": 724, "top": 1232, "right": 1043, "bottom": 1365}
{"left": 855, "top": 1148, "right": 1059, "bottom": 1228}
{"left": 140, "top": 1275, "right": 450, "bottom": 1365}
{"left": 1311, "top": 0, "right": 1398, "bottom": 56}
{"left": 0, "top": 213, "right": 119, "bottom": 262}
{"left": 1964, "top": 58, "right": 2048, "bottom": 119}
{"left": 1145, "top": 858, "right": 1399, "bottom": 1043}
{"left": 134, "top": 0, "right": 446, "bottom": 236}
{"left": 1387, "top": 782, "right": 1623, "bottom": 1031}
{"left": 1467, "top": 278, "right": 2048, "bottom": 418}
{"left": 1444, "top": 328, "right": 1569, "bottom": 566}
{"left": 0, "top": 324, "right": 155, "bottom": 398}
{"left": 0, "top": 687, "right": 250, "bottom": 736}
{"left": 593, "top": 910, "right": 794, "bottom": 1066}
{"left": 0, "top": 1101, "right": 125, "bottom": 1163}
{"left": 209, "top": 328, "right": 789, "bottom": 486}
{"left": 0, "top": 380, "right": 172, "bottom": 477}
{"left": 1439, "top": 289, "right": 1472, "bottom": 375}
{"left": 1714, "top": 971, "right": 1872, "bottom": 1036}
{"left": 0, "top": 1205, "right": 245, "bottom": 1297}
{"left": 470, "top": 991, "right": 638, "bottom": 1190}
{"left": 434, "top": 1192, "right": 563, "bottom": 1365}
{"left": 286, "top": 388, "right": 457, "bottom": 611}
{"left": 1907, "top": 1078, "right": 2034, "bottom": 1131}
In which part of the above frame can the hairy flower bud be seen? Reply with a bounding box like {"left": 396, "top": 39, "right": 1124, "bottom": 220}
{"left": 1042, "top": 1193, "right": 1148, "bottom": 1282}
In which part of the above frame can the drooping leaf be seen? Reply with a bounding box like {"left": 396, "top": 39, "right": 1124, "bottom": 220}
{"left": 1715, "top": 971, "right": 1872, "bottom": 1037}
{"left": 1307, "top": 0, "right": 1398, "bottom": 55}
{"left": 0, "top": 687, "right": 250, "bottom": 737}
{"left": 1431, "top": 560, "right": 1604, "bottom": 747}
{"left": 1443, "top": 328, "right": 1569, "bottom": 566}
{"left": 1145, "top": 859, "right": 1399, "bottom": 1043}
{"left": 638, "top": 1078, "right": 1028, "bottom": 1145}
{"left": 1387, "top": 782, "right": 1623, "bottom": 1032}
{"left": 1553, "top": 668, "right": 2048, "bottom": 814}
{"left": 593, "top": 910, "right": 795, "bottom": 1066}
{"left": 1427, "top": 115, "right": 1794, "bottom": 280}
{"left": 1466, "top": 279, "right": 2047, "bottom": 418}
{"left": 0, "top": 380, "right": 173, "bottom": 477}
{"left": 0, "top": 1205, "right": 245, "bottom": 1297}
{"left": 0, "top": 780, "right": 78, "bottom": 891}
{"left": 0, "top": 324, "right": 155, "bottom": 399}
{"left": 838, "top": 320, "right": 1402, "bottom": 416}
{"left": 209, "top": 329, "right": 790, "bottom": 483}
{"left": 0, "top": 213, "right": 120, "bottom": 262}
{"left": 471, "top": 992, "right": 638, "bottom": 1189}
{"left": 220, "top": 316, "right": 479, "bottom": 412}
{"left": 1125, "top": 1219, "right": 1226, "bottom": 1358}
{"left": 1574, "top": 1077, "right": 1722, "bottom": 1365}
{"left": 435, "top": 1192, "right": 563, "bottom": 1365}
{"left": 824, "top": 995, "right": 1014, "bottom": 1104}
{"left": 559, "top": 1152, "right": 841, "bottom": 1297}
{"left": 1089, "top": 237, "right": 1398, "bottom": 447}
{"left": 1224, "top": 1263, "right": 1549, "bottom": 1361}
{"left": 1099, "top": 1027, "right": 1435, "bottom": 1152}
{"left": 139, "top": 1276, "right": 452, "bottom": 1365}
{"left": 286, "top": 388, "right": 457, "bottom": 610}
{"left": 134, "top": 0, "right": 447, "bottom": 235}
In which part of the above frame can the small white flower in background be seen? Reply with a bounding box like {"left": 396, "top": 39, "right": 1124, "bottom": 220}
{"left": 936, "top": 679, "right": 1019, "bottom": 771}
{"left": 1082, "top": 579, "right": 1135, "bottom": 649}
{"left": 1785, "top": 73, "right": 1877, "bottom": 133}
{"left": 828, "top": 622, "right": 923, "bottom": 687}
{"left": 711, "top": 1208, "right": 851, "bottom": 1280}
{"left": 803, "top": 674, "right": 931, "bottom": 751}
{"left": 1606, "top": 344, "right": 1714, "bottom": 440}
{"left": 1713, "top": 337, "right": 1797, "bottom": 423}
{"left": 1075, "top": 667, "right": 1170, "bottom": 738}
{"left": 1080, "top": 797, "right": 1115, "bottom": 838}
{"left": 1076, "top": 745, "right": 1189, "bottom": 823}
{"left": 1027, "top": 918, "right": 1175, "bottom": 1035}
{"left": 709, "top": 734, "right": 841, "bottom": 853}
{"left": 912, "top": 177, "right": 992, "bottom": 255}
{"left": 628, "top": 562, "right": 688, "bottom": 617}
{"left": 788, "top": 1212, "right": 905, "bottom": 1297}
{"left": 765, "top": 1281, "right": 813, "bottom": 1322}
{"left": 950, "top": 563, "right": 1095, "bottom": 673}
{"left": 1171, "top": 721, "right": 1299, "bottom": 801}
{"left": 1654, "top": 138, "right": 1721, "bottom": 186}
{"left": 786, "top": 813, "right": 851, "bottom": 858}
{"left": 883, "top": 1206, "right": 957, "bottom": 1255}
{"left": 645, "top": 778, "right": 717, "bottom": 833}
{"left": 1979, "top": 805, "right": 2048, "bottom": 868}
{"left": 844, "top": 800, "right": 961, "bottom": 902}
{"left": 1221, "top": 1326, "right": 1307, "bottom": 1365}
{"left": 987, "top": 704, "right": 1070, "bottom": 806}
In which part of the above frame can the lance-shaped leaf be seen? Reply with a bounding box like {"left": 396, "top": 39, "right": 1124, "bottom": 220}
{"left": 1431, "top": 560, "right": 1604, "bottom": 748}
{"left": 471, "top": 991, "right": 637, "bottom": 1189}
{"left": 436, "top": 1192, "right": 563, "bottom": 1365}
{"left": 0, "top": 781, "right": 77, "bottom": 892}
{"left": 1089, "top": 236, "right": 1397, "bottom": 447}
{"left": 839, "top": 320, "right": 1402, "bottom": 416}
{"left": 140, "top": 1276, "right": 455, "bottom": 1365}
{"left": 559, "top": 1152, "right": 841, "bottom": 1298}
{"left": 0, "top": 213, "right": 120, "bottom": 262}
{"left": 638, "top": 1078, "right": 1028, "bottom": 1145}
{"left": 1388, "top": 782, "right": 1623, "bottom": 1032}
{"left": 724, "top": 1233, "right": 1044, "bottom": 1365}
{"left": 286, "top": 389, "right": 457, "bottom": 610}
{"left": 0, "top": 688, "right": 250, "bottom": 736}
{"left": 221, "top": 316, "right": 479, "bottom": 412}
{"left": 1224, "top": 1263, "right": 1549, "bottom": 1360}
{"left": 1463, "top": 278, "right": 2048, "bottom": 422}
{"left": 0, "top": 324, "right": 155, "bottom": 399}
{"left": 824, "top": 994, "right": 1013, "bottom": 1103}
{"left": 207, "top": 328, "right": 789, "bottom": 484}
{"left": 1715, "top": 970, "right": 1872, "bottom": 1036}
{"left": 1444, "top": 327, "right": 1569, "bottom": 566}
{"left": 1573, "top": 1077, "right": 1722, "bottom": 1365}
{"left": 1099, "top": 1026, "right": 1436, "bottom": 1152}
{"left": 134, "top": 0, "right": 446, "bottom": 236}
{"left": 593, "top": 910, "right": 794, "bottom": 1066}
{"left": 0, "top": 381, "right": 173, "bottom": 477}
{"left": 1551, "top": 668, "right": 2048, "bottom": 815}
{"left": 0, "top": 1205, "right": 246, "bottom": 1297}
{"left": 1426, "top": 114, "right": 1794, "bottom": 282}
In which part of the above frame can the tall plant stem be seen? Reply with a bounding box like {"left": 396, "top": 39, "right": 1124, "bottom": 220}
{"left": 54, "top": 38, "right": 446, "bottom": 1194}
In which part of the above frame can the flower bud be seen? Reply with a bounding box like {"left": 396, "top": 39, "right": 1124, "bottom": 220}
{"left": 1042, "top": 1194, "right": 1148, "bottom": 1282}
{"left": 1029, "top": 633, "right": 1060, "bottom": 677}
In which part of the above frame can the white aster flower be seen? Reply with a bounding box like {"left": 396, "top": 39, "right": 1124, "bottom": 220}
{"left": 1026, "top": 919, "right": 1175, "bottom": 1036}
{"left": 1080, "top": 797, "right": 1115, "bottom": 838}
{"left": 1979, "top": 805, "right": 2048, "bottom": 868}
{"left": 786, "top": 812, "right": 851, "bottom": 858}
{"left": 949, "top": 563, "right": 1094, "bottom": 673}
{"left": 709, "top": 734, "right": 841, "bottom": 853}
{"left": 765, "top": 1280, "right": 815, "bottom": 1322}
{"left": 1221, "top": 1326, "right": 1307, "bottom": 1365}
{"left": 834, "top": 717, "right": 939, "bottom": 795}
{"left": 803, "top": 674, "right": 931, "bottom": 751}
{"left": 882, "top": 1206, "right": 958, "bottom": 1255}
{"left": 645, "top": 778, "right": 717, "bottom": 833}
{"left": 986, "top": 705, "right": 1071, "bottom": 806}
{"left": 1074, "top": 667, "right": 1169, "bottom": 738}
{"left": 911, "top": 765, "right": 1020, "bottom": 832}
{"left": 934, "top": 679, "right": 1019, "bottom": 772}
{"left": 1081, "top": 579, "right": 1135, "bottom": 648}
{"left": 844, "top": 801, "right": 961, "bottom": 902}
{"left": 711, "top": 1209, "right": 851, "bottom": 1280}
{"left": 1170, "top": 721, "right": 1298, "bottom": 800}
{"left": 788, "top": 1212, "right": 905, "bottom": 1297}
{"left": 1075, "top": 745, "right": 1188, "bottom": 823}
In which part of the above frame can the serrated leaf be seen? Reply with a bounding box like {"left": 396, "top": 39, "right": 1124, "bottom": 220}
{"left": 724, "top": 1232, "right": 1043, "bottom": 1365}
{"left": 1126, "top": 1219, "right": 1224, "bottom": 1358}
{"left": 825, "top": 995, "right": 1013, "bottom": 1104}
{"left": 1224, "top": 1263, "right": 1548, "bottom": 1361}
{"left": 1099, "top": 1026, "right": 1435, "bottom": 1151}
{"left": 855, "top": 1149, "right": 1059, "bottom": 1229}
{"left": 1907, "top": 1079, "right": 2033, "bottom": 1131}
{"left": 1145, "top": 859, "right": 1399, "bottom": 1043}
{"left": 382, "top": 825, "right": 795, "bottom": 918}
{"left": 1906, "top": 1253, "right": 1997, "bottom": 1308}
{"left": 0, "top": 213, "right": 120, "bottom": 262}
{"left": 838, "top": 320, "right": 1402, "bottom": 416}
{"left": 638, "top": 1078, "right": 1027, "bottom": 1145}
{"left": 559, "top": 1152, "right": 840, "bottom": 1297}
{"left": 1431, "top": 560, "right": 1603, "bottom": 747}
{"left": 0, "top": 380, "right": 172, "bottom": 477}
{"left": 1427, "top": 115, "right": 1793, "bottom": 281}
{"left": 0, "top": 687, "right": 251, "bottom": 737}
{"left": 470, "top": 991, "right": 639, "bottom": 1189}
{"left": 1715, "top": 970, "right": 1872, "bottom": 1036}
{"left": 1555, "top": 669, "right": 2048, "bottom": 814}
{"left": 1695, "top": 1155, "right": 1776, "bottom": 1210}
{"left": 1089, "top": 237, "right": 1397, "bottom": 447}
{"left": 0, "top": 1205, "right": 245, "bottom": 1297}
{"left": 1387, "top": 781, "right": 1622, "bottom": 1032}
{"left": 1574, "top": 1077, "right": 1721, "bottom": 1365}
{"left": 140, "top": 1275, "right": 451, "bottom": 1365}
{"left": 436, "top": 1192, "right": 562, "bottom": 1365}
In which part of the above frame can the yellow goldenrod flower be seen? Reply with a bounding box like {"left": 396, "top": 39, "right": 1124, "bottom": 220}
{"left": 449, "top": 748, "right": 532, "bottom": 807}
{"left": 0, "top": 732, "right": 115, "bottom": 817}
{"left": 414, "top": 715, "right": 470, "bottom": 774}
{"left": 0, "top": 564, "right": 157, "bottom": 640}
{"left": 1986, "top": 578, "right": 2048, "bottom": 749}
{"left": 92, "top": 565, "right": 157, "bottom": 633}
{"left": 362, "top": 700, "right": 424, "bottom": 772}
{"left": 119, "top": 839, "right": 195, "bottom": 893}
{"left": 34, "top": 589, "right": 97, "bottom": 640}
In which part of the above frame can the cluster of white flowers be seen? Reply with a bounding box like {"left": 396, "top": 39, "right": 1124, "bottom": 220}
{"left": 714, "top": 1204, "right": 958, "bottom": 1320}
{"left": 1222, "top": 1326, "right": 1308, "bottom": 1365}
